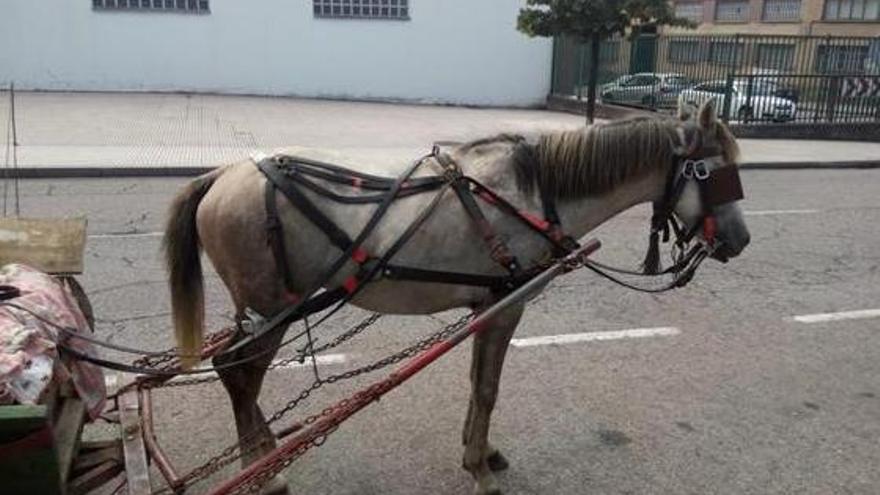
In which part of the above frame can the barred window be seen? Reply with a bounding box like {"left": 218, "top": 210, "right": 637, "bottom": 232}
{"left": 674, "top": 1, "right": 704, "bottom": 23}
{"left": 756, "top": 44, "right": 796, "bottom": 70}
{"left": 668, "top": 40, "right": 703, "bottom": 63}
{"left": 824, "top": 0, "right": 880, "bottom": 20}
{"left": 313, "top": 0, "right": 410, "bottom": 20}
{"left": 763, "top": 0, "right": 801, "bottom": 20}
{"left": 715, "top": 0, "right": 750, "bottom": 21}
{"left": 93, "top": 0, "right": 209, "bottom": 13}
{"left": 709, "top": 41, "right": 745, "bottom": 65}
{"left": 816, "top": 45, "right": 869, "bottom": 73}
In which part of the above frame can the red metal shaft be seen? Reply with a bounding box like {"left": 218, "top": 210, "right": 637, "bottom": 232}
{"left": 207, "top": 239, "right": 600, "bottom": 495}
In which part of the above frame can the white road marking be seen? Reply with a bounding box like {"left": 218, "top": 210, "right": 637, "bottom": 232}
{"left": 104, "top": 353, "right": 348, "bottom": 388}
{"left": 511, "top": 327, "right": 680, "bottom": 348}
{"left": 744, "top": 209, "right": 818, "bottom": 216}
{"left": 270, "top": 353, "right": 348, "bottom": 369}
{"left": 90, "top": 231, "right": 163, "bottom": 239}
{"left": 790, "top": 309, "right": 880, "bottom": 324}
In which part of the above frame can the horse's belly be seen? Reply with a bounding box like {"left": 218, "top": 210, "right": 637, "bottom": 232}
{"left": 349, "top": 280, "right": 486, "bottom": 315}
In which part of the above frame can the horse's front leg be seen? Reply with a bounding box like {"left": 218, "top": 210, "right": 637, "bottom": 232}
{"left": 214, "top": 325, "right": 290, "bottom": 495}
{"left": 462, "top": 302, "right": 524, "bottom": 495}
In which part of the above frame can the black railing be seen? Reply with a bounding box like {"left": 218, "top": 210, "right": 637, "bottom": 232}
{"left": 552, "top": 33, "right": 880, "bottom": 124}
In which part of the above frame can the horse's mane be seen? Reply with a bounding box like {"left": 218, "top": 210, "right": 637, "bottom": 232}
{"left": 511, "top": 116, "right": 738, "bottom": 200}
{"left": 512, "top": 117, "right": 681, "bottom": 200}
{"left": 459, "top": 116, "right": 738, "bottom": 201}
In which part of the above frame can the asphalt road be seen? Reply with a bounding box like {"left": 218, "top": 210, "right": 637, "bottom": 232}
{"left": 13, "top": 168, "right": 879, "bottom": 494}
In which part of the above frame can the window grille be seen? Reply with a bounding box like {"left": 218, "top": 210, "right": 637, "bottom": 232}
{"left": 715, "top": 0, "right": 750, "bottom": 21}
{"left": 668, "top": 40, "right": 703, "bottom": 63}
{"left": 816, "top": 45, "right": 869, "bottom": 73}
{"left": 93, "top": 0, "right": 209, "bottom": 12}
{"left": 763, "top": 0, "right": 801, "bottom": 21}
{"left": 674, "top": 2, "right": 704, "bottom": 23}
{"left": 709, "top": 41, "right": 745, "bottom": 65}
{"left": 823, "top": 0, "right": 879, "bottom": 20}
{"left": 756, "top": 44, "right": 796, "bottom": 70}
{"left": 313, "top": 0, "right": 410, "bottom": 20}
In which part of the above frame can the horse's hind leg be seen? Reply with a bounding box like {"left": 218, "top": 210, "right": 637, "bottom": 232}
{"left": 213, "top": 326, "right": 290, "bottom": 495}
{"left": 462, "top": 302, "right": 524, "bottom": 495}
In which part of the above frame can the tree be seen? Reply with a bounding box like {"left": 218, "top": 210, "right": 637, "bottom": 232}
{"left": 518, "top": 0, "right": 694, "bottom": 123}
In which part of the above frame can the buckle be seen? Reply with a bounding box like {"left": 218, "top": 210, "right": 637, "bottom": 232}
{"left": 239, "top": 307, "right": 266, "bottom": 336}
{"left": 682, "top": 159, "right": 710, "bottom": 180}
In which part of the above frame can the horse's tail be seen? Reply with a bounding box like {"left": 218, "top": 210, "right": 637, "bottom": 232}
{"left": 163, "top": 167, "right": 225, "bottom": 369}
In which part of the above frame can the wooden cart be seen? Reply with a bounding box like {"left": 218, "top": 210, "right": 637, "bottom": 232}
{"left": 0, "top": 217, "right": 152, "bottom": 494}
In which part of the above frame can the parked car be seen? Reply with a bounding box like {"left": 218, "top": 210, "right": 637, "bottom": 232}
{"left": 600, "top": 73, "right": 693, "bottom": 108}
{"left": 678, "top": 80, "right": 797, "bottom": 122}
{"left": 743, "top": 68, "right": 800, "bottom": 103}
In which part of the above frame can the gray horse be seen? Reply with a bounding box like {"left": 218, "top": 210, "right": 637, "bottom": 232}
{"left": 164, "top": 101, "right": 749, "bottom": 494}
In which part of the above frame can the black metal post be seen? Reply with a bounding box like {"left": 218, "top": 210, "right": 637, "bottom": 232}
{"left": 586, "top": 31, "right": 601, "bottom": 124}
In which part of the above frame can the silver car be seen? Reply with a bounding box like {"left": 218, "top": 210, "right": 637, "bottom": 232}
{"left": 600, "top": 73, "right": 693, "bottom": 108}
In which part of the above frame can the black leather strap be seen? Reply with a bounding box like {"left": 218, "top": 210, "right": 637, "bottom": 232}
{"left": 258, "top": 158, "right": 355, "bottom": 253}
{"left": 382, "top": 264, "right": 520, "bottom": 292}
{"left": 264, "top": 184, "right": 296, "bottom": 292}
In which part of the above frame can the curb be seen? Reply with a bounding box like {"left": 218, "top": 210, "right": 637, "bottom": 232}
{"left": 739, "top": 161, "right": 880, "bottom": 170}
{"left": 3, "top": 167, "right": 217, "bottom": 178}
{"left": 2, "top": 160, "right": 879, "bottom": 179}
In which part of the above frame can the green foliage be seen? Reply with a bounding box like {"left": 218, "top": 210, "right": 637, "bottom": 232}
{"left": 517, "top": 0, "right": 695, "bottom": 40}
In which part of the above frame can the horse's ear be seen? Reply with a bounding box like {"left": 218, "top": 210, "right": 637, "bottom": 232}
{"left": 698, "top": 99, "right": 718, "bottom": 129}
{"left": 678, "top": 101, "right": 697, "bottom": 121}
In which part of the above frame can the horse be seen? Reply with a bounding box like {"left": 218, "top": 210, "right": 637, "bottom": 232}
{"left": 163, "top": 100, "right": 750, "bottom": 495}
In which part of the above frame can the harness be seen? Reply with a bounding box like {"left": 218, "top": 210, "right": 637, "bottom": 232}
{"left": 230, "top": 146, "right": 579, "bottom": 353}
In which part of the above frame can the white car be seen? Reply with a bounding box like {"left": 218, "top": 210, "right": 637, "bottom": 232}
{"left": 678, "top": 80, "right": 797, "bottom": 122}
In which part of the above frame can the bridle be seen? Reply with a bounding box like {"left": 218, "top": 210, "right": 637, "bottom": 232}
{"left": 582, "top": 131, "right": 745, "bottom": 293}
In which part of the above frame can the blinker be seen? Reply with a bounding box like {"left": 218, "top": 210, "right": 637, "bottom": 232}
{"left": 703, "top": 165, "right": 744, "bottom": 208}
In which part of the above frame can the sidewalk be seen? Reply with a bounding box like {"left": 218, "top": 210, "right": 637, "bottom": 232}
{"left": 1, "top": 91, "right": 878, "bottom": 175}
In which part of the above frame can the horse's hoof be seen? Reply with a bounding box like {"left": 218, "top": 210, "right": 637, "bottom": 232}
{"left": 487, "top": 450, "right": 509, "bottom": 472}
{"left": 261, "top": 475, "right": 290, "bottom": 495}
{"left": 473, "top": 478, "right": 503, "bottom": 495}
{"left": 475, "top": 486, "right": 503, "bottom": 495}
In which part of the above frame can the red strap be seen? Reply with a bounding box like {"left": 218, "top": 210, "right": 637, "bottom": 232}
{"left": 342, "top": 276, "right": 359, "bottom": 294}
{"left": 351, "top": 247, "right": 369, "bottom": 264}
{"left": 283, "top": 290, "right": 301, "bottom": 304}
{"left": 352, "top": 177, "right": 363, "bottom": 189}
{"left": 476, "top": 190, "right": 498, "bottom": 206}
{"left": 519, "top": 211, "right": 550, "bottom": 232}
{"left": 703, "top": 216, "right": 717, "bottom": 243}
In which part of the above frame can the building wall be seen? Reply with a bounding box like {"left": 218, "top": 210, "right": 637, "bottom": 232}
{"left": 0, "top": 0, "right": 552, "bottom": 106}
{"left": 670, "top": 0, "right": 880, "bottom": 36}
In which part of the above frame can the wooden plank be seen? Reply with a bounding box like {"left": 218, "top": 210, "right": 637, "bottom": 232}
{"left": 52, "top": 397, "right": 87, "bottom": 489}
{"left": 71, "top": 441, "right": 123, "bottom": 474}
{"left": 118, "top": 385, "right": 151, "bottom": 495}
{"left": 68, "top": 459, "right": 124, "bottom": 495}
{"left": 0, "top": 404, "right": 49, "bottom": 437}
{"left": 0, "top": 217, "right": 87, "bottom": 274}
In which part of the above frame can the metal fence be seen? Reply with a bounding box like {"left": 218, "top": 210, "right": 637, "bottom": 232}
{"left": 552, "top": 33, "right": 880, "bottom": 124}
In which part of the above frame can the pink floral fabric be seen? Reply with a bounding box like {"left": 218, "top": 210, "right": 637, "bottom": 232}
{"left": 0, "top": 264, "right": 105, "bottom": 418}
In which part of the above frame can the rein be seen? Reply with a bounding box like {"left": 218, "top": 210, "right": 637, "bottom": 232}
{"left": 580, "top": 147, "right": 744, "bottom": 293}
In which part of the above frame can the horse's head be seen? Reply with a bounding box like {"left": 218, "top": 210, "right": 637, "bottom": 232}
{"left": 670, "top": 100, "right": 750, "bottom": 263}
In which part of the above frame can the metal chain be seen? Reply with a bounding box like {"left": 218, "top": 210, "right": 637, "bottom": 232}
{"left": 137, "top": 313, "right": 383, "bottom": 391}
{"left": 268, "top": 312, "right": 383, "bottom": 370}
{"left": 163, "top": 311, "right": 473, "bottom": 493}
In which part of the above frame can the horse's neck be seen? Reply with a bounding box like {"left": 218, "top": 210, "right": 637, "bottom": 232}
{"left": 556, "top": 167, "right": 668, "bottom": 239}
